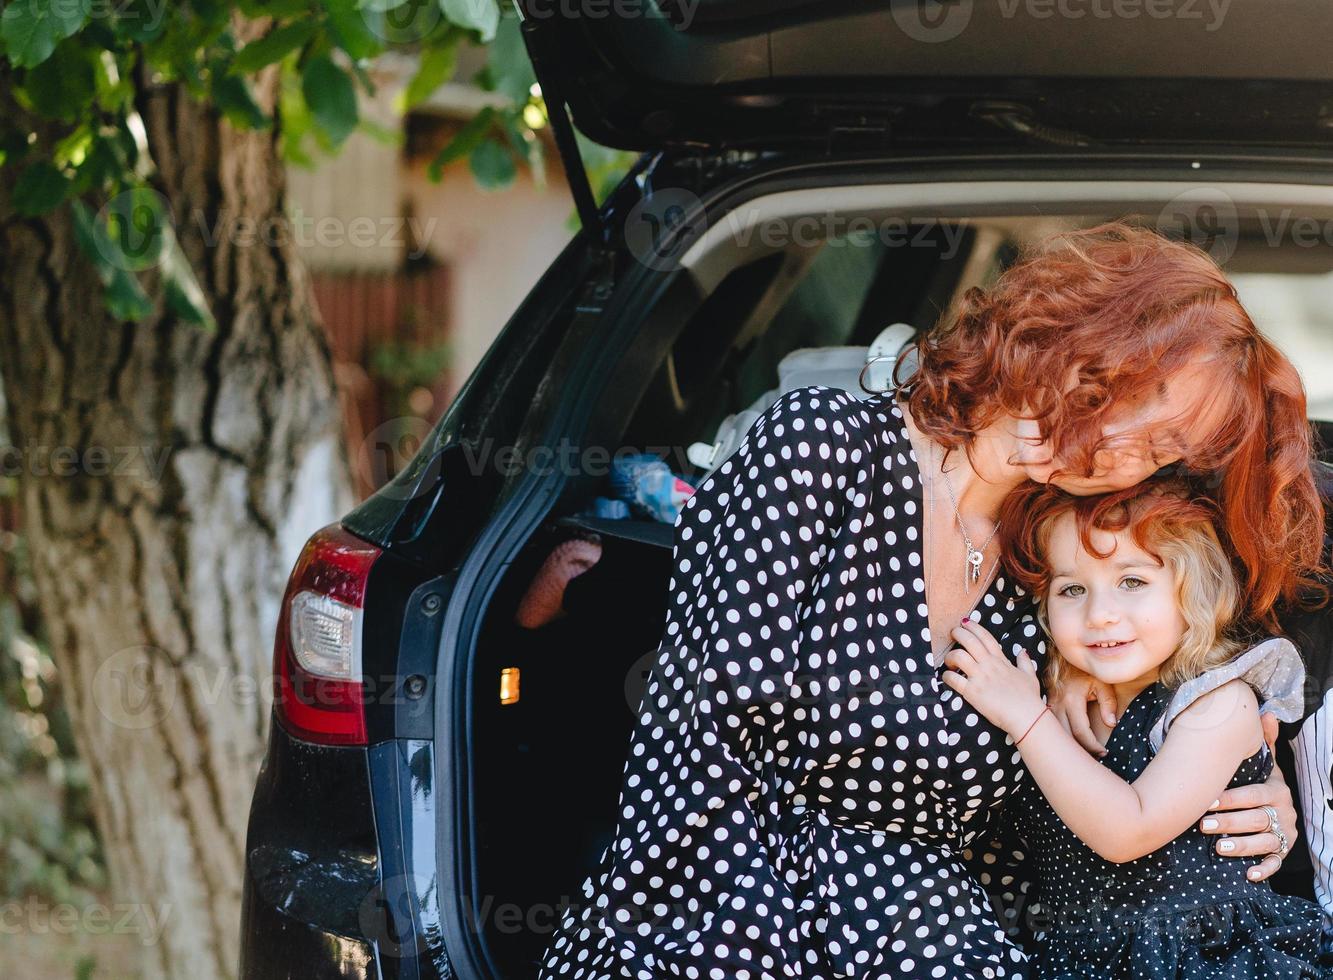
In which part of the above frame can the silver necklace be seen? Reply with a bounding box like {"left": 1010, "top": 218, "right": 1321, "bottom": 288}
{"left": 933, "top": 442, "right": 1001, "bottom": 589}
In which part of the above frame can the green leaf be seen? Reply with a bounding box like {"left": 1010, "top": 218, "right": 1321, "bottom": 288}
{"left": 160, "top": 232, "right": 216, "bottom": 330}
{"left": 438, "top": 0, "right": 497, "bottom": 43}
{"left": 302, "top": 55, "right": 358, "bottom": 149}
{"left": 426, "top": 105, "right": 493, "bottom": 180}
{"left": 469, "top": 138, "right": 515, "bottom": 190}
{"left": 70, "top": 201, "right": 154, "bottom": 321}
{"left": 398, "top": 36, "right": 458, "bottom": 111}
{"left": 22, "top": 41, "right": 96, "bottom": 123}
{"left": 321, "top": 0, "right": 380, "bottom": 60}
{"left": 500, "top": 110, "right": 544, "bottom": 185}
{"left": 1, "top": 0, "right": 91, "bottom": 68}
{"left": 0, "top": 129, "right": 31, "bottom": 168}
{"left": 231, "top": 20, "right": 317, "bottom": 74}
{"left": 277, "top": 64, "right": 316, "bottom": 166}
{"left": 101, "top": 187, "right": 171, "bottom": 272}
{"left": 93, "top": 44, "right": 137, "bottom": 112}
{"left": 487, "top": 12, "right": 535, "bottom": 105}
{"left": 212, "top": 73, "right": 271, "bottom": 130}
{"left": 76, "top": 137, "right": 122, "bottom": 191}
{"left": 348, "top": 58, "right": 376, "bottom": 97}
{"left": 52, "top": 125, "right": 93, "bottom": 169}
{"left": 111, "top": 0, "right": 168, "bottom": 43}
{"left": 237, "top": 0, "right": 311, "bottom": 16}
{"left": 13, "top": 162, "right": 70, "bottom": 215}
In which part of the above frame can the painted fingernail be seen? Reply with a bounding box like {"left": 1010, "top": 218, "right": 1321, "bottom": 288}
{"left": 1201, "top": 818, "right": 1219, "bottom": 831}
{"left": 1248, "top": 868, "right": 1261, "bottom": 880}
{"left": 1209, "top": 799, "right": 1220, "bottom": 809}
{"left": 1219, "top": 839, "right": 1235, "bottom": 852}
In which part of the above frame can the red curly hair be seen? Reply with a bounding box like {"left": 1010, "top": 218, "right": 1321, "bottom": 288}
{"left": 1001, "top": 477, "right": 1224, "bottom": 597}
{"left": 998, "top": 477, "right": 1249, "bottom": 689}
{"left": 904, "top": 219, "right": 1324, "bottom": 629}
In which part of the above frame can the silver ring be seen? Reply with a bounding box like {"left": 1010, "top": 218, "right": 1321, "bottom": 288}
{"left": 1262, "top": 805, "right": 1290, "bottom": 859}
{"left": 1262, "top": 804, "right": 1281, "bottom": 836}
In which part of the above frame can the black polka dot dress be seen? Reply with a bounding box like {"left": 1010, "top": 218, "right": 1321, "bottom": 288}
{"left": 538, "top": 386, "right": 1047, "bottom": 979}
{"left": 1016, "top": 680, "right": 1324, "bottom": 978}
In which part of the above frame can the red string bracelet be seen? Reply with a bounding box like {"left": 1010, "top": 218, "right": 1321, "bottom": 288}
{"left": 1015, "top": 705, "right": 1051, "bottom": 746}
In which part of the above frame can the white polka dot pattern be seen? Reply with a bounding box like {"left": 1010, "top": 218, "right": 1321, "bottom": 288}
{"left": 537, "top": 386, "right": 1046, "bottom": 979}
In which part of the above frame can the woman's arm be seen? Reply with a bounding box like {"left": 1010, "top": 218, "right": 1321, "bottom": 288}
{"left": 943, "top": 621, "right": 1265, "bottom": 863}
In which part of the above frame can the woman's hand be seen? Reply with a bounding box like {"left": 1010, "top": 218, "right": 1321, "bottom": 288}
{"left": 1047, "top": 660, "right": 1121, "bottom": 759}
{"left": 940, "top": 618, "right": 1044, "bottom": 738}
{"left": 1199, "top": 712, "right": 1298, "bottom": 882}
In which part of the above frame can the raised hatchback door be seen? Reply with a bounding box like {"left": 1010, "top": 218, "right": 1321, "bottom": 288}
{"left": 514, "top": 0, "right": 1333, "bottom": 153}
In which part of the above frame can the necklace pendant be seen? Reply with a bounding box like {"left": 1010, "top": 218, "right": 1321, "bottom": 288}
{"left": 967, "top": 548, "right": 983, "bottom": 584}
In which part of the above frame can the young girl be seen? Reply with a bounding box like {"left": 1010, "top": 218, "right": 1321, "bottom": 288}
{"left": 942, "top": 477, "right": 1323, "bottom": 978}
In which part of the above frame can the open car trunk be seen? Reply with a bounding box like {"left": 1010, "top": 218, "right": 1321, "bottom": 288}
{"left": 456, "top": 177, "right": 1333, "bottom": 976}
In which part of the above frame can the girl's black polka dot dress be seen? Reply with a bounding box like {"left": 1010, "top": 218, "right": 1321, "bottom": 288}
{"left": 538, "top": 386, "right": 1047, "bottom": 980}
{"left": 1014, "top": 679, "right": 1324, "bottom": 978}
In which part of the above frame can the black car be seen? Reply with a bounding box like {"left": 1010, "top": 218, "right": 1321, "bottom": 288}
{"left": 240, "top": 1, "right": 1333, "bottom": 976}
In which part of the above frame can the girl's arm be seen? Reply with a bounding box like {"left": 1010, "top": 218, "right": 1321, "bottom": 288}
{"left": 942, "top": 619, "right": 1265, "bottom": 864}
{"left": 1017, "top": 678, "right": 1263, "bottom": 863}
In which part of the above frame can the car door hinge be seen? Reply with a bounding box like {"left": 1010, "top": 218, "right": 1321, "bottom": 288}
{"left": 575, "top": 247, "right": 616, "bottom": 315}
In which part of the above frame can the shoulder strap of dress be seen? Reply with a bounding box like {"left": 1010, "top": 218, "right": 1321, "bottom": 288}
{"left": 1147, "top": 637, "right": 1307, "bottom": 753}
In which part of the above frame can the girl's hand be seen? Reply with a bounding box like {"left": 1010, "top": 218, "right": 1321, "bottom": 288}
{"left": 1047, "top": 660, "right": 1121, "bottom": 759}
{"left": 1198, "top": 712, "right": 1299, "bottom": 883}
{"left": 940, "top": 618, "right": 1044, "bottom": 737}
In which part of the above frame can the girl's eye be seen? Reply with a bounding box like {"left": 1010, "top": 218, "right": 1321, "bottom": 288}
{"left": 1121, "top": 576, "right": 1147, "bottom": 590}
{"left": 1056, "top": 583, "right": 1085, "bottom": 598}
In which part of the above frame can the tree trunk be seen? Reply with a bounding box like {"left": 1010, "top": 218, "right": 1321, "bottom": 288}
{"left": 0, "top": 57, "right": 354, "bottom": 980}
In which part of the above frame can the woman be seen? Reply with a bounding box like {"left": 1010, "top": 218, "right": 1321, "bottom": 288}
{"left": 536, "top": 221, "right": 1320, "bottom": 978}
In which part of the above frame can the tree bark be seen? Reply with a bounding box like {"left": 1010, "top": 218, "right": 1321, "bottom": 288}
{"left": 0, "top": 55, "right": 354, "bottom": 980}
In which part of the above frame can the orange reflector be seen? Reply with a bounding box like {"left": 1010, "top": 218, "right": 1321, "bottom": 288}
{"left": 499, "top": 667, "right": 520, "bottom": 705}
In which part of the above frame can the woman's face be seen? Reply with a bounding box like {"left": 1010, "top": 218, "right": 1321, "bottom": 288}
{"left": 1011, "top": 361, "right": 1222, "bottom": 496}
{"left": 1043, "top": 513, "right": 1186, "bottom": 689}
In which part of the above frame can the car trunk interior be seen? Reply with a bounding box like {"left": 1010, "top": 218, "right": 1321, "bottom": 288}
{"left": 463, "top": 189, "right": 1333, "bottom": 976}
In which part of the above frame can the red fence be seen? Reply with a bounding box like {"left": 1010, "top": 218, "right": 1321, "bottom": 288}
{"left": 310, "top": 263, "right": 454, "bottom": 501}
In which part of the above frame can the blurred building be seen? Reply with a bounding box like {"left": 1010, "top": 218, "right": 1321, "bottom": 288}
{"left": 286, "top": 52, "right": 576, "bottom": 499}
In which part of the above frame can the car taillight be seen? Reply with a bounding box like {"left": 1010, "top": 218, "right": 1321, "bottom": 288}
{"left": 272, "top": 523, "right": 381, "bottom": 745}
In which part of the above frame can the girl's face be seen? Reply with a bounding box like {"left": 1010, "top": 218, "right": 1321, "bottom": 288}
{"left": 1043, "top": 512, "right": 1186, "bottom": 689}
